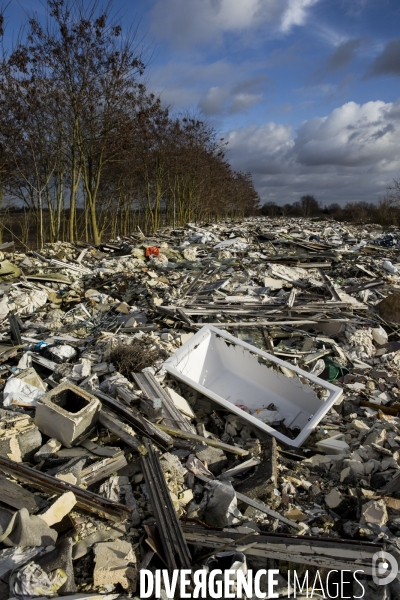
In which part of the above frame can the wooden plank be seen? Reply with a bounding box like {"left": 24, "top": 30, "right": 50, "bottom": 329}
{"left": 0, "top": 456, "right": 131, "bottom": 522}
{"left": 183, "top": 527, "right": 380, "bottom": 574}
{"left": 270, "top": 269, "right": 307, "bottom": 289}
{"left": 262, "top": 329, "right": 275, "bottom": 354}
{"left": 142, "top": 439, "right": 192, "bottom": 571}
{"left": 155, "top": 424, "right": 249, "bottom": 456}
{"left": 344, "top": 279, "right": 384, "bottom": 293}
{"left": 286, "top": 288, "right": 297, "bottom": 308}
{"left": 0, "top": 348, "right": 18, "bottom": 364}
{"left": 297, "top": 262, "right": 332, "bottom": 268}
{"left": 178, "top": 261, "right": 211, "bottom": 301}
{"left": 92, "top": 390, "right": 172, "bottom": 450}
{"left": 80, "top": 453, "right": 127, "bottom": 487}
{"left": 133, "top": 371, "right": 195, "bottom": 434}
{"left": 176, "top": 308, "right": 195, "bottom": 328}
{"left": 318, "top": 268, "right": 342, "bottom": 302}
{"left": 99, "top": 408, "right": 147, "bottom": 455}
{"left": 192, "top": 320, "right": 320, "bottom": 328}
{"left": 0, "top": 474, "right": 45, "bottom": 513}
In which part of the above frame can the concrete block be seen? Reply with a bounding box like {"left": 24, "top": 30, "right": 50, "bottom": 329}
{"left": 35, "top": 382, "right": 100, "bottom": 448}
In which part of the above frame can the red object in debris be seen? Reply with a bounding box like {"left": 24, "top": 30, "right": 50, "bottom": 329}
{"left": 145, "top": 246, "right": 159, "bottom": 257}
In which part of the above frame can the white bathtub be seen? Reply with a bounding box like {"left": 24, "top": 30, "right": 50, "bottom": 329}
{"left": 164, "top": 325, "right": 342, "bottom": 447}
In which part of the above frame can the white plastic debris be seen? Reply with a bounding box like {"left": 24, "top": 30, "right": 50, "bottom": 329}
{"left": 252, "top": 407, "right": 283, "bottom": 426}
{"left": 213, "top": 238, "right": 248, "bottom": 251}
{"left": 47, "top": 345, "right": 77, "bottom": 361}
{"left": 310, "top": 359, "right": 326, "bottom": 377}
{"left": 148, "top": 253, "right": 168, "bottom": 268}
{"left": 204, "top": 480, "right": 243, "bottom": 527}
{"left": 8, "top": 289, "right": 48, "bottom": 316}
{"left": 382, "top": 260, "right": 398, "bottom": 274}
{"left": 315, "top": 434, "right": 350, "bottom": 455}
{"left": 9, "top": 561, "right": 67, "bottom": 598}
{"left": 3, "top": 378, "right": 46, "bottom": 408}
{"left": 371, "top": 326, "right": 388, "bottom": 345}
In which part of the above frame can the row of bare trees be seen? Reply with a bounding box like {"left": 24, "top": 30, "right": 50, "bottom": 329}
{"left": 0, "top": 0, "right": 260, "bottom": 247}
{"left": 260, "top": 187, "right": 400, "bottom": 226}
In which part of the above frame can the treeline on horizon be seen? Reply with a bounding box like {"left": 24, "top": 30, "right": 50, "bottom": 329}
{"left": 260, "top": 190, "right": 400, "bottom": 228}
{"left": 0, "top": 0, "right": 260, "bottom": 248}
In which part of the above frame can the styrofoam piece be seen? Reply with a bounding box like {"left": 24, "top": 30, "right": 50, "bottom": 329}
{"left": 164, "top": 325, "right": 343, "bottom": 447}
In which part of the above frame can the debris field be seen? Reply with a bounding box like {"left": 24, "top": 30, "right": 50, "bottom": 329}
{"left": 0, "top": 218, "right": 399, "bottom": 598}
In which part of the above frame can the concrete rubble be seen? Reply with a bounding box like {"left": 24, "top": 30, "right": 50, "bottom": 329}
{"left": 0, "top": 217, "right": 400, "bottom": 596}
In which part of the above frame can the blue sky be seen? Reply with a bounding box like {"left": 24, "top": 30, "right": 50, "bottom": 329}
{"left": 5, "top": 0, "right": 400, "bottom": 206}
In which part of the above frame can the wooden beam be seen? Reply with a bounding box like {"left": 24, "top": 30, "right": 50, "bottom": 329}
{"left": 0, "top": 456, "right": 131, "bottom": 522}
{"left": 183, "top": 526, "right": 381, "bottom": 574}
{"left": 99, "top": 408, "right": 147, "bottom": 455}
{"left": 155, "top": 424, "right": 249, "bottom": 456}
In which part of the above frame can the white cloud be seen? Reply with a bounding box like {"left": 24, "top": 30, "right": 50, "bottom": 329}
{"left": 225, "top": 99, "right": 400, "bottom": 205}
{"left": 198, "top": 87, "right": 230, "bottom": 115}
{"left": 150, "top": 0, "right": 320, "bottom": 48}
{"left": 294, "top": 100, "right": 399, "bottom": 166}
{"left": 198, "top": 87, "right": 263, "bottom": 116}
{"left": 280, "top": 0, "right": 320, "bottom": 33}
{"left": 229, "top": 92, "right": 263, "bottom": 113}
{"left": 226, "top": 123, "right": 293, "bottom": 174}
{"left": 197, "top": 75, "right": 269, "bottom": 116}
{"left": 214, "top": 0, "right": 260, "bottom": 29}
{"left": 148, "top": 59, "right": 268, "bottom": 115}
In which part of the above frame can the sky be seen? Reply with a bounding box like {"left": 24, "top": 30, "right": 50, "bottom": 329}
{"left": 6, "top": 0, "right": 400, "bottom": 206}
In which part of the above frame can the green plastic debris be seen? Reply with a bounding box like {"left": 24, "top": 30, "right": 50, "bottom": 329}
{"left": 321, "top": 356, "right": 349, "bottom": 382}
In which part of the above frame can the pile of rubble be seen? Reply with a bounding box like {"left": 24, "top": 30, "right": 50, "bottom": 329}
{"left": 0, "top": 217, "right": 399, "bottom": 598}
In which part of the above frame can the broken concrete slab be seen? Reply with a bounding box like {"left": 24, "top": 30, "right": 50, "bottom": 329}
{"left": 0, "top": 508, "right": 57, "bottom": 548}
{"left": 195, "top": 444, "right": 228, "bottom": 475}
{"left": 0, "top": 409, "right": 42, "bottom": 463}
{"left": 166, "top": 386, "right": 196, "bottom": 418}
{"left": 93, "top": 540, "right": 136, "bottom": 591}
{"left": 316, "top": 434, "right": 350, "bottom": 455}
{"left": 361, "top": 499, "right": 388, "bottom": 526}
{"left": 34, "top": 438, "right": 62, "bottom": 462}
{"left": 325, "top": 489, "right": 345, "bottom": 510}
{"left": 72, "top": 524, "right": 127, "bottom": 560}
{"left": 39, "top": 492, "right": 77, "bottom": 526}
